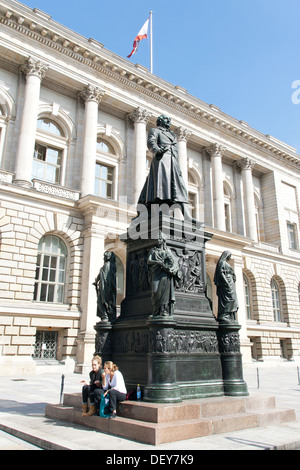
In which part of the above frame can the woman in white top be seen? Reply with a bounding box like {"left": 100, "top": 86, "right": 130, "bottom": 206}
{"left": 103, "top": 361, "right": 127, "bottom": 419}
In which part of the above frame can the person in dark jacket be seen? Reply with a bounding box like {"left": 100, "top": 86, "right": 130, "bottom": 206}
{"left": 80, "top": 356, "right": 105, "bottom": 416}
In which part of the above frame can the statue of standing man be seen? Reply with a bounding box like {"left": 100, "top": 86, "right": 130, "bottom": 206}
{"left": 138, "top": 114, "right": 193, "bottom": 221}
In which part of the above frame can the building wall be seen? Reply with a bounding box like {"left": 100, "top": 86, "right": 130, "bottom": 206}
{"left": 0, "top": 0, "right": 299, "bottom": 374}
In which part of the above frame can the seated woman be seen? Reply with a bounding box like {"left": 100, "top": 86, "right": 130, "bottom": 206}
{"left": 80, "top": 355, "right": 105, "bottom": 416}
{"left": 96, "top": 361, "right": 127, "bottom": 419}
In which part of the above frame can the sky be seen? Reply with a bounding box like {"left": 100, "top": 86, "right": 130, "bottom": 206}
{"left": 22, "top": 0, "right": 300, "bottom": 154}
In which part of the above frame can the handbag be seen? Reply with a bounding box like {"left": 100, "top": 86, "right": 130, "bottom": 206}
{"left": 99, "top": 392, "right": 110, "bottom": 418}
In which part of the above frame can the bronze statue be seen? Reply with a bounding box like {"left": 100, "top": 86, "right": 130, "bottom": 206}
{"left": 214, "top": 250, "right": 239, "bottom": 324}
{"left": 147, "top": 237, "right": 181, "bottom": 316}
{"left": 138, "top": 114, "right": 193, "bottom": 220}
{"left": 93, "top": 251, "right": 116, "bottom": 323}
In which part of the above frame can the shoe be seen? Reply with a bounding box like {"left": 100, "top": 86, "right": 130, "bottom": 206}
{"left": 81, "top": 404, "right": 88, "bottom": 416}
{"left": 85, "top": 404, "right": 97, "bottom": 416}
{"left": 109, "top": 412, "right": 117, "bottom": 419}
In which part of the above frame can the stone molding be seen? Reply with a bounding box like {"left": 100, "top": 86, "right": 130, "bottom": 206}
{"left": 32, "top": 179, "right": 80, "bottom": 201}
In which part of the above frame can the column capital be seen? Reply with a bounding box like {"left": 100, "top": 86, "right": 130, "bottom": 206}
{"left": 176, "top": 126, "right": 192, "bottom": 142}
{"left": 79, "top": 84, "right": 105, "bottom": 104}
{"left": 21, "top": 56, "right": 48, "bottom": 80}
{"left": 205, "top": 143, "right": 226, "bottom": 158}
{"left": 128, "top": 107, "right": 151, "bottom": 124}
{"left": 235, "top": 157, "right": 256, "bottom": 171}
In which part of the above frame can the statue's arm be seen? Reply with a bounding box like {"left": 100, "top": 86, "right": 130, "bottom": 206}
{"left": 147, "top": 128, "right": 166, "bottom": 159}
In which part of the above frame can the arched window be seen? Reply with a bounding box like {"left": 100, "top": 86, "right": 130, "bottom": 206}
{"left": 271, "top": 278, "right": 282, "bottom": 322}
{"left": 95, "top": 137, "right": 117, "bottom": 199}
{"left": 33, "top": 235, "right": 68, "bottom": 303}
{"left": 33, "top": 118, "right": 68, "bottom": 185}
{"left": 243, "top": 274, "right": 252, "bottom": 320}
{"left": 37, "top": 118, "right": 63, "bottom": 136}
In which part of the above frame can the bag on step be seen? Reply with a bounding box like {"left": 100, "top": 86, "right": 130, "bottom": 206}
{"left": 99, "top": 393, "right": 110, "bottom": 418}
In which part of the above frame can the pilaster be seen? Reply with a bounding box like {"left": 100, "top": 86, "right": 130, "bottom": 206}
{"left": 75, "top": 201, "right": 106, "bottom": 373}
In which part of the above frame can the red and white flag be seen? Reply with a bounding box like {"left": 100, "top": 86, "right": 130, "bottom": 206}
{"left": 127, "top": 18, "right": 149, "bottom": 58}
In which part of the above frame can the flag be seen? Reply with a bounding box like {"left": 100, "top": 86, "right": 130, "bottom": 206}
{"left": 127, "top": 18, "right": 149, "bottom": 58}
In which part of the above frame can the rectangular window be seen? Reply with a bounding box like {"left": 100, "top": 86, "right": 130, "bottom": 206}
{"left": 94, "top": 163, "right": 114, "bottom": 199}
{"left": 188, "top": 192, "right": 197, "bottom": 219}
{"left": 287, "top": 222, "right": 298, "bottom": 250}
{"left": 33, "top": 143, "right": 62, "bottom": 184}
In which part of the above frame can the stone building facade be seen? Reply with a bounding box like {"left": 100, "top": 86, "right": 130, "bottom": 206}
{"left": 0, "top": 0, "right": 299, "bottom": 375}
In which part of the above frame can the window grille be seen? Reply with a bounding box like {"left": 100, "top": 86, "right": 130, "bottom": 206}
{"left": 32, "top": 330, "right": 58, "bottom": 359}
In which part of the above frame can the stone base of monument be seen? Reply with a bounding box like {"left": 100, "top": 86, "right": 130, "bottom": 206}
{"left": 45, "top": 392, "right": 296, "bottom": 446}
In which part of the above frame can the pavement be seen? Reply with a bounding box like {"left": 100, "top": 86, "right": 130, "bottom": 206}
{"left": 0, "top": 362, "right": 300, "bottom": 451}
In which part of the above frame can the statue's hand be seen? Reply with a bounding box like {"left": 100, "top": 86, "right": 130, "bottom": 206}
{"left": 156, "top": 146, "right": 167, "bottom": 159}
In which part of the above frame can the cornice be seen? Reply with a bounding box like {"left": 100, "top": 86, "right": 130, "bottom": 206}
{"left": 0, "top": 1, "right": 300, "bottom": 169}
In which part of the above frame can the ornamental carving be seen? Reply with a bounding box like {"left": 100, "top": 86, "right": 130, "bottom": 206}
{"left": 95, "top": 330, "right": 112, "bottom": 355}
{"left": 128, "top": 107, "right": 151, "bottom": 124}
{"left": 172, "top": 248, "right": 204, "bottom": 294}
{"left": 235, "top": 157, "right": 256, "bottom": 171}
{"left": 79, "top": 84, "right": 105, "bottom": 104}
{"left": 205, "top": 143, "right": 226, "bottom": 158}
{"left": 218, "top": 331, "right": 240, "bottom": 353}
{"left": 112, "top": 330, "right": 149, "bottom": 354}
{"left": 176, "top": 127, "right": 192, "bottom": 142}
{"left": 149, "top": 329, "right": 219, "bottom": 354}
{"left": 127, "top": 248, "right": 151, "bottom": 294}
{"left": 21, "top": 56, "right": 48, "bottom": 80}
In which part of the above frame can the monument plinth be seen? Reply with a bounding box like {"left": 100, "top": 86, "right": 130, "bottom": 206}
{"left": 99, "top": 214, "right": 227, "bottom": 402}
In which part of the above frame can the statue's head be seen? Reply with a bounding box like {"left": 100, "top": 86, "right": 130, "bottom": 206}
{"left": 157, "top": 114, "right": 171, "bottom": 129}
{"left": 104, "top": 251, "right": 115, "bottom": 261}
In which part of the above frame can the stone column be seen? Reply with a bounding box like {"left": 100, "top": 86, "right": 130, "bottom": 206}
{"left": 79, "top": 85, "right": 104, "bottom": 197}
{"left": 76, "top": 221, "right": 106, "bottom": 374}
{"left": 236, "top": 158, "right": 257, "bottom": 241}
{"left": 14, "top": 57, "right": 48, "bottom": 187}
{"left": 206, "top": 144, "right": 226, "bottom": 231}
{"left": 129, "top": 107, "right": 151, "bottom": 205}
{"left": 176, "top": 127, "right": 192, "bottom": 189}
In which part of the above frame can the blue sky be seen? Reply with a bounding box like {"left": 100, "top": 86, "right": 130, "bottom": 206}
{"left": 23, "top": 0, "right": 300, "bottom": 153}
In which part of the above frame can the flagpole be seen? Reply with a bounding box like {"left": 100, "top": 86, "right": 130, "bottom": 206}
{"left": 149, "top": 11, "right": 153, "bottom": 73}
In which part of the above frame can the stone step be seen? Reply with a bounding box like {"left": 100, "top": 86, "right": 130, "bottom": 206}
{"left": 45, "top": 393, "right": 296, "bottom": 446}
{"left": 62, "top": 392, "right": 277, "bottom": 423}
